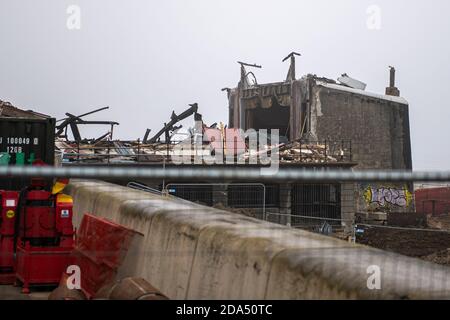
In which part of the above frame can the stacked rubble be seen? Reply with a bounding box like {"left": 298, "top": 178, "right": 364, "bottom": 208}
{"left": 55, "top": 139, "right": 172, "bottom": 163}
{"left": 279, "top": 141, "right": 342, "bottom": 163}
{"left": 56, "top": 138, "right": 351, "bottom": 164}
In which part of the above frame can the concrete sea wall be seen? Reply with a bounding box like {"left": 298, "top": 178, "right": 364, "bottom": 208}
{"left": 66, "top": 180, "right": 450, "bottom": 299}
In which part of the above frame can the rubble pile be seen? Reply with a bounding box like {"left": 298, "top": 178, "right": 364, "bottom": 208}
{"left": 56, "top": 138, "right": 351, "bottom": 164}
{"left": 49, "top": 103, "right": 351, "bottom": 165}
{"left": 55, "top": 139, "right": 174, "bottom": 163}
{"left": 279, "top": 141, "right": 341, "bottom": 163}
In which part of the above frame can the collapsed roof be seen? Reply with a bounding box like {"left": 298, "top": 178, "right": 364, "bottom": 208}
{"left": 0, "top": 100, "right": 51, "bottom": 119}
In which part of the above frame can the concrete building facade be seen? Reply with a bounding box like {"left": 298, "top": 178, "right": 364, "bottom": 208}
{"left": 227, "top": 74, "right": 412, "bottom": 171}
{"left": 226, "top": 64, "right": 414, "bottom": 224}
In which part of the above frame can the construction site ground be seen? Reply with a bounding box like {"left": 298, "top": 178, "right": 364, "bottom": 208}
{"left": 217, "top": 205, "right": 450, "bottom": 268}
{"left": 0, "top": 285, "right": 50, "bottom": 300}
{"left": 356, "top": 214, "right": 450, "bottom": 267}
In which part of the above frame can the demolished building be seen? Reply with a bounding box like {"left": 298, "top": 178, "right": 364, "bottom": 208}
{"left": 225, "top": 55, "right": 414, "bottom": 223}
{"left": 0, "top": 53, "right": 415, "bottom": 232}
{"left": 227, "top": 60, "right": 411, "bottom": 171}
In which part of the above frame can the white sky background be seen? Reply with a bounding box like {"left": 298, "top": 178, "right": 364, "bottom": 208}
{"left": 0, "top": 0, "right": 449, "bottom": 170}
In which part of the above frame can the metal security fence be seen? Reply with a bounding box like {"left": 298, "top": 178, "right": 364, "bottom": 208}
{"left": 262, "top": 184, "right": 280, "bottom": 208}
{"left": 291, "top": 183, "right": 341, "bottom": 227}
{"left": 227, "top": 185, "right": 264, "bottom": 208}
{"left": 165, "top": 184, "right": 214, "bottom": 206}
{"left": 127, "top": 181, "right": 163, "bottom": 196}
{"left": 164, "top": 183, "right": 266, "bottom": 219}
{"left": 4, "top": 167, "right": 450, "bottom": 267}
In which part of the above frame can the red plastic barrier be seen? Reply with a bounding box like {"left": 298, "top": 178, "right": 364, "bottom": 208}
{"left": 75, "top": 214, "right": 139, "bottom": 298}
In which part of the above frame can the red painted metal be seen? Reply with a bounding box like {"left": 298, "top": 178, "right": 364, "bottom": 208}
{"left": 75, "top": 214, "right": 138, "bottom": 298}
{"left": 2, "top": 181, "right": 138, "bottom": 296}
{"left": 15, "top": 244, "right": 74, "bottom": 293}
{"left": 14, "top": 188, "right": 75, "bottom": 293}
{"left": 0, "top": 190, "right": 19, "bottom": 284}
{"left": 415, "top": 187, "right": 450, "bottom": 216}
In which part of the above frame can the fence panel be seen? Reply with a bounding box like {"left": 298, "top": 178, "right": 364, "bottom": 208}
{"left": 164, "top": 183, "right": 266, "bottom": 219}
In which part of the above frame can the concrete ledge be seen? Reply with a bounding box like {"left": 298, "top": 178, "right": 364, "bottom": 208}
{"left": 66, "top": 180, "right": 450, "bottom": 299}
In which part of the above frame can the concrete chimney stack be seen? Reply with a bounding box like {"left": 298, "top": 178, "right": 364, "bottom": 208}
{"left": 386, "top": 66, "right": 400, "bottom": 96}
{"left": 389, "top": 66, "right": 396, "bottom": 87}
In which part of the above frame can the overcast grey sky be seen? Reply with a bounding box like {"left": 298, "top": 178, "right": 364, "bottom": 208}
{"left": 1, "top": 0, "right": 449, "bottom": 170}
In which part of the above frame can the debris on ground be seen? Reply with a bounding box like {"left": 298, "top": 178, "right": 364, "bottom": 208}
{"left": 421, "top": 249, "right": 450, "bottom": 266}
{"left": 212, "top": 203, "right": 259, "bottom": 218}
{"left": 427, "top": 214, "right": 450, "bottom": 231}
{"left": 356, "top": 216, "right": 450, "bottom": 267}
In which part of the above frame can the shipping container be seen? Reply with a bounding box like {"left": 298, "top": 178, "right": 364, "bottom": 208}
{"left": 0, "top": 117, "right": 55, "bottom": 190}
{"left": 415, "top": 187, "right": 450, "bottom": 216}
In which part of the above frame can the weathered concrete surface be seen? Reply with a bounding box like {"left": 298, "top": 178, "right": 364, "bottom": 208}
{"left": 66, "top": 180, "right": 450, "bottom": 300}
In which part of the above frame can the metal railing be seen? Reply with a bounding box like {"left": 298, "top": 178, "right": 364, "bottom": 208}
{"left": 127, "top": 181, "right": 163, "bottom": 196}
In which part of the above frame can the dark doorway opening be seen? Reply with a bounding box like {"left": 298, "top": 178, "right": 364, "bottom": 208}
{"left": 245, "top": 101, "right": 290, "bottom": 138}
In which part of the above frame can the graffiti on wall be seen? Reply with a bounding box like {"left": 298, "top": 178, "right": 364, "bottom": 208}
{"left": 363, "top": 185, "right": 413, "bottom": 208}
